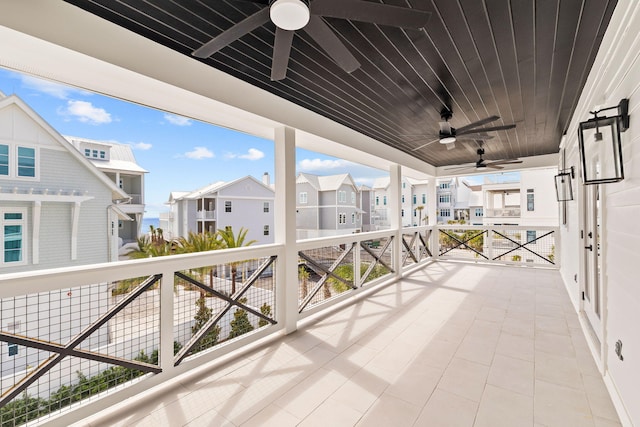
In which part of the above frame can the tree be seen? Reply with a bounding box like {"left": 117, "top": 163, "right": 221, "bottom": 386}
{"left": 229, "top": 297, "right": 254, "bottom": 338}
{"left": 298, "top": 266, "right": 310, "bottom": 300}
{"left": 191, "top": 296, "right": 220, "bottom": 352}
{"left": 177, "top": 231, "right": 222, "bottom": 291}
{"left": 217, "top": 227, "right": 257, "bottom": 295}
{"left": 416, "top": 205, "right": 425, "bottom": 225}
{"left": 258, "top": 303, "right": 272, "bottom": 328}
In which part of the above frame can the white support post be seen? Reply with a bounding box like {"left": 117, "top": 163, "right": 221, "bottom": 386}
{"left": 32, "top": 201, "right": 41, "bottom": 264}
{"left": 389, "top": 164, "right": 402, "bottom": 277}
{"left": 159, "top": 265, "right": 176, "bottom": 376}
{"left": 71, "top": 201, "right": 81, "bottom": 260}
{"left": 427, "top": 178, "right": 438, "bottom": 259}
{"left": 274, "top": 126, "right": 298, "bottom": 334}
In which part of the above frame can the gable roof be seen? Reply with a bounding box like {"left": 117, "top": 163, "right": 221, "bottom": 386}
{"left": 174, "top": 175, "right": 274, "bottom": 201}
{"left": 0, "top": 94, "right": 128, "bottom": 200}
{"left": 297, "top": 172, "right": 357, "bottom": 191}
{"left": 65, "top": 136, "right": 148, "bottom": 173}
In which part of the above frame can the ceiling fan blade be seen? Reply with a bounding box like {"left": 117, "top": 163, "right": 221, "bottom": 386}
{"left": 411, "top": 138, "right": 440, "bottom": 151}
{"left": 445, "top": 164, "right": 475, "bottom": 171}
{"left": 303, "top": 15, "right": 360, "bottom": 73}
{"left": 312, "top": 0, "right": 431, "bottom": 29}
{"left": 487, "top": 159, "right": 523, "bottom": 166}
{"left": 486, "top": 164, "right": 505, "bottom": 169}
{"left": 456, "top": 134, "right": 494, "bottom": 142}
{"left": 455, "top": 116, "right": 500, "bottom": 133}
{"left": 193, "top": 8, "right": 270, "bottom": 58}
{"left": 457, "top": 124, "right": 516, "bottom": 136}
{"left": 271, "top": 27, "right": 295, "bottom": 81}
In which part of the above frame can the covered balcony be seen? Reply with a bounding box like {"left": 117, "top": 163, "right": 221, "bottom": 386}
{"left": 1, "top": 1, "right": 638, "bottom": 426}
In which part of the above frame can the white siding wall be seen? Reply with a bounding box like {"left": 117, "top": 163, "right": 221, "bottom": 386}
{"left": 217, "top": 198, "right": 274, "bottom": 245}
{"left": 520, "top": 168, "right": 559, "bottom": 227}
{"left": 560, "top": 1, "right": 640, "bottom": 423}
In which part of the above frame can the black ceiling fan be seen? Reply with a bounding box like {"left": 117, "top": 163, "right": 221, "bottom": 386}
{"left": 192, "top": 0, "right": 431, "bottom": 81}
{"left": 407, "top": 109, "right": 516, "bottom": 152}
{"left": 446, "top": 146, "right": 523, "bottom": 172}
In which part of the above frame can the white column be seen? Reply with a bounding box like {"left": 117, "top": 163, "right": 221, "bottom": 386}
{"left": 274, "top": 127, "right": 298, "bottom": 334}
{"left": 427, "top": 178, "right": 437, "bottom": 226}
{"left": 71, "top": 201, "right": 81, "bottom": 260}
{"left": 32, "top": 201, "right": 41, "bottom": 264}
{"left": 389, "top": 164, "right": 402, "bottom": 277}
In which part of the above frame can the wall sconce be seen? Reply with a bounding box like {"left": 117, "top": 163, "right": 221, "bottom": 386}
{"left": 578, "top": 99, "right": 629, "bottom": 184}
{"left": 554, "top": 166, "right": 574, "bottom": 201}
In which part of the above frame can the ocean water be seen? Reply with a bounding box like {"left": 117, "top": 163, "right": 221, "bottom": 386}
{"left": 141, "top": 217, "right": 160, "bottom": 233}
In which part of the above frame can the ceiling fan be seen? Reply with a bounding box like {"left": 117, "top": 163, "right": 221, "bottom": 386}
{"left": 407, "top": 109, "right": 516, "bottom": 152}
{"left": 446, "top": 146, "right": 523, "bottom": 172}
{"left": 192, "top": 0, "right": 431, "bottom": 81}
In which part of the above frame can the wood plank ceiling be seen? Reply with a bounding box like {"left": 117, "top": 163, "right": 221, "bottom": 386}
{"left": 62, "top": 0, "right": 617, "bottom": 167}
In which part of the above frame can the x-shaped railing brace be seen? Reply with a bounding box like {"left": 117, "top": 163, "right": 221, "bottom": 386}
{"left": 492, "top": 230, "right": 555, "bottom": 264}
{"left": 360, "top": 236, "right": 395, "bottom": 283}
{"left": 439, "top": 230, "right": 489, "bottom": 259}
{"left": 402, "top": 232, "right": 431, "bottom": 264}
{"left": 173, "top": 256, "right": 277, "bottom": 365}
{"left": 298, "top": 243, "right": 356, "bottom": 313}
{"left": 0, "top": 274, "right": 163, "bottom": 407}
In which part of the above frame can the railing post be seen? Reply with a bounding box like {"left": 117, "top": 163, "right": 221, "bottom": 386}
{"left": 159, "top": 266, "right": 176, "bottom": 374}
{"left": 389, "top": 164, "right": 402, "bottom": 277}
{"left": 274, "top": 126, "right": 298, "bottom": 334}
{"left": 431, "top": 226, "right": 439, "bottom": 260}
{"left": 354, "top": 238, "right": 362, "bottom": 288}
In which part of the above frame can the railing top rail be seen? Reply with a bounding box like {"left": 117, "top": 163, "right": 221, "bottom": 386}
{"left": 0, "top": 243, "right": 285, "bottom": 298}
{"left": 296, "top": 229, "right": 396, "bottom": 250}
{"left": 437, "top": 225, "right": 559, "bottom": 232}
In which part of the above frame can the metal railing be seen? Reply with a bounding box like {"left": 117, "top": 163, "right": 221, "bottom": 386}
{"left": 484, "top": 207, "right": 521, "bottom": 217}
{"left": 0, "top": 224, "right": 558, "bottom": 425}
{"left": 196, "top": 210, "right": 216, "bottom": 220}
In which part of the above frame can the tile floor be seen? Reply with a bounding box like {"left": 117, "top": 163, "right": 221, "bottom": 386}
{"left": 85, "top": 262, "right": 621, "bottom": 427}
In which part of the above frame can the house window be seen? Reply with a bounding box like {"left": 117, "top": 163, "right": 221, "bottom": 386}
{"left": 17, "top": 147, "right": 36, "bottom": 178}
{"left": 338, "top": 191, "right": 346, "bottom": 203}
{"left": 401, "top": 209, "right": 404, "bottom": 217}
{"left": 422, "top": 194, "right": 426, "bottom": 204}
{"left": 375, "top": 196, "right": 379, "bottom": 206}
{"left": 7, "top": 343, "right": 18, "bottom": 357}
{"left": 526, "top": 230, "right": 536, "bottom": 242}
{"left": 351, "top": 192, "right": 356, "bottom": 203}
{"left": 84, "top": 148, "right": 91, "bottom": 157}
{"left": 413, "top": 194, "right": 417, "bottom": 204}
{"left": 402, "top": 195, "right": 405, "bottom": 203}
{"left": 413, "top": 209, "right": 417, "bottom": 217}
{"left": 299, "top": 192, "right": 308, "bottom": 204}
{"left": 99, "top": 150, "right": 106, "bottom": 159}
{"left": 440, "top": 182, "right": 450, "bottom": 189}
{"left": 441, "top": 208, "right": 451, "bottom": 217}
{"left": 2, "top": 210, "right": 26, "bottom": 265}
{"left": 351, "top": 213, "right": 355, "bottom": 224}
{"left": 264, "top": 225, "right": 270, "bottom": 236}
{"left": 402, "top": 182, "right": 406, "bottom": 189}
{"left": 92, "top": 149, "right": 98, "bottom": 158}
{"left": 338, "top": 213, "right": 346, "bottom": 224}
{"left": 263, "top": 202, "right": 270, "bottom": 213}
{"left": 439, "top": 194, "right": 451, "bottom": 203}
{"left": 527, "top": 189, "right": 534, "bottom": 211}
{"left": 225, "top": 201, "right": 232, "bottom": 212}
{"left": 383, "top": 196, "right": 387, "bottom": 206}
{"left": 0, "top": 144, "right": 8, "bottom": 176}
{"left": 475, "top": 208, "right": 483, "bottom": 217}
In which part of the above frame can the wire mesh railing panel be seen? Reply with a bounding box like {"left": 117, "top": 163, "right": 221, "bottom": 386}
{"left": 491, "top": 228, "right": 556, "bottom": 265}
{"left": 173, "top": 256, "right": 277, "bottom": 364}
{"left": 298, "top": 244, "right": 355, "bottom": 312}
{"left": 359, "top": 236, "right": 394, "bottom": 285}
{"left": 438, "top": 228, "right": 487, "bottom": 260}
{"left": 0, "top": 275, "right": 161, "bottom": 426}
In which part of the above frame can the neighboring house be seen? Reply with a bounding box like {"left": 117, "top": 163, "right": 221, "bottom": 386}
{"left": 0, "top": 92, "right": 129, "bottom": 273}
{"left": 372, "top": 176, "right": 430, "bottom": 228}
{"left": 357, "top": 184, "right": 374, "bottom": 232}
{"left": 468, "top": 185, "right": 484, "bottom": 225}
{"left": 67, "top": 137, "right": 148, "bottom": 243}
{"left": 436, "top": 177, "right": 472, "bottom": 223}
{"left": 296, "top": 173, "right": 363, "bottom": 238}
{"left": 163, "top": 175, "right": 275, "bottom": 245}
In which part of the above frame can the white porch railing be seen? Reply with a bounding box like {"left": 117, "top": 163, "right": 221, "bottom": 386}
{"left": 484, "top": 207, "right": 521, "bottom": 217}
{"left": 0, "top": 225, "right": 557, "bottom": 426}
{"left": 196, "top": 210, "right": 216, "bottom": 220}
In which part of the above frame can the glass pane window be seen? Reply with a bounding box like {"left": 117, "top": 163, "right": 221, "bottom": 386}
{"left": 299, "top": 192, "right": 307, "bottom": 204}
{"left": 527, "top": 191, "right": 535, "bottom": 211}
{"left": 263, "top": 202, "right": 270, "bottom": 213}
{"left": 4, "top": 225, "right": 23, "bottom": 263}
{"left": 17, "top": 147, "right": 36, "bottom": 177}
{"left": 263, "top": 225, "right": 269, "bottom": 236}
{"left": 526, "top": 230, "right": 536, "bottom": 242}
{"left": 84, "top": 148, "right": 91, "bottom": 157}
{"left": 1, "top": 144, "right": 9, "bottom": 176}
{"left": 225, "top": 201, "right": 232, "bottom": 212}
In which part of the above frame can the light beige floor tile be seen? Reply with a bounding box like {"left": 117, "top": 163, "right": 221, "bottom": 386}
{"left": 535, "top": 315, "right": 569, "bottom": 336}
{"left": 414, "top": 388, "right": 478, "bottom": 427}
{"left": 356, "top": 393, "right": 421, "bottom": 426}
{"left": 384, "top": 362, "right": 442, "bottom": 406}
{"left": 415, "top": 338, "right": 459, "bottom": 369}
{"left": 475, "top": 384, "right": 534, "bottom": 427}
{"left": 476, "top": 306, "right": 507, "bottom": 323}
{"left": 240, "top": 404, "right": 300, "bottom": 427}
{"left": 299, "top": 397, "right": 364, "bottom": 427}
{"left": 535, "top": 331, "right": 575, "bottom": 357}
{"left": 535, "top": 352, "right": 583, "bottom": 390}
{"left": 593, "top": 416, "right": 622, "bottom": 427}
{"left": 496, "top": 332, "right": 535, "bottom": 362}
{"left": 328, "top": 368, "right": 389, "bottom": 413}
{"left": 488, "top": 354, "right": 534, "bottom": 396}
{"left": 438, "top": 357, "right": 490, "bottom": 402}
{"left": 455, "top": 333, "right": 498, "bottom": 366}
{"left": 502, "top": 317, "right": 535, "bottom": 338}
{"left": 534, "top": 380, "right": 594, "bottom": 427}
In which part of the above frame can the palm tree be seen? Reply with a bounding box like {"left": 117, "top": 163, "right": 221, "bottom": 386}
{"left": 298, "top": 266, "right": 310, "bottom": 300}
{"left": 217, "top": 227, "right": 257, "bottom": 295}
{"left": 177, "top": 231, "right": 222, "bottom": 291}
{"left": 416, "top": 205, "right": 425, "bottom": 225}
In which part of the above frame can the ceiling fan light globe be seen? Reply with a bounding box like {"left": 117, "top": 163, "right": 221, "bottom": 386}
{"left": 440, "top": 136, "right": 456, "bottom": 144}
{"left": 270, "top": 0, "right": 310, "bottom": 30}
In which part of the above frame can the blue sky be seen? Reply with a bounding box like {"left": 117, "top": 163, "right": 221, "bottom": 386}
{"left": 0, "top": 68, "right": 512, "bottom": 217}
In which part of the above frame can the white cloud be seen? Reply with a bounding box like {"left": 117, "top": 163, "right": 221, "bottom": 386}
{"left": 21, "top": 75, "right": 91, "bottom": 99}
{"left": 131, "top": 142, "right": 152, "bottom": 150}
{"left": 226, "top": 148, "right": 265, "bottom": 161}
{"left": 183, "top": 146, "right": 214, "bottom": 160}
{"left": 298, "top": 158, "right": 352, "bottom": 171}
{"left": 59, "top": 100, "right": 112, "bottom": 124}
{"left": 164, "top": 113, "right": 192, "bottom": 126}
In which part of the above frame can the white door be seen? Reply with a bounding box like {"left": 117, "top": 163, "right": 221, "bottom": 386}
{"left": 583, "top": 184, "right": 603, "bottom": 344}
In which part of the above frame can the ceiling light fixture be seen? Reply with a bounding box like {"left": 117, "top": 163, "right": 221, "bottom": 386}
{"left": 440, "top": 136, "right": 456, "bottom": 144}
{"left": 270, "top": 0, "right": 310, "bottom": 31}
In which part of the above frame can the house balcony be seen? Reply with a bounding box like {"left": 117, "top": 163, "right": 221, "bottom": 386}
{"left": 196, "top": 210, "right": 216, "bottom": 220}
{"left": 484, "top": 207, "right": 521, "bottom": 218}
{"left": 0, "top": 225, "right": 620, "bottom": 426}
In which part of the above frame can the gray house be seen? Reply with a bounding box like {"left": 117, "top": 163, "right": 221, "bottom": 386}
{"left": 296, "top": 173, "right": 363, "bottom": 238}
{"left": 163, "top": 175, "right": 275, "bottom": 245}
{"left": 0, "top": 92, "right": 129, "bottom": 273}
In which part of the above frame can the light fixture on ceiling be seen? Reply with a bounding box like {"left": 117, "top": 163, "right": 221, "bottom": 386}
{"left": 554, "top": 166, "right": 574, "bottom": 201}
{"left": 578, "top": 99, "right": 629, "bottom": 184}
{"left": 270, "top": 0, "right": 310, "bottom": 31}
{"left": 439, "top": 136, "right": 456, "bottom": 144}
